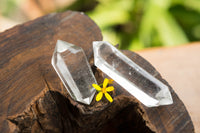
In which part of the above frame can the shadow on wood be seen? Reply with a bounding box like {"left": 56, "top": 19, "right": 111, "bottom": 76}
{"left": 7, "top": 90, "right": 153, "bottom": 132}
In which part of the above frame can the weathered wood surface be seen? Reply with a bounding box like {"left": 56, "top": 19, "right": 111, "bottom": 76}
{"left": 138, "top": 44, "right": 200, "bottom": 133}
{"left": 0, "top": 11, "right": 194, "bottom": 132}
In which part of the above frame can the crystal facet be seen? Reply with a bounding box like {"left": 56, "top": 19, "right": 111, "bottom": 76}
{"left": 93, "top": 41, "right": 173, "bottom": 107}
{"left": 52, "top": 40, "right": 97, "bottom": 105}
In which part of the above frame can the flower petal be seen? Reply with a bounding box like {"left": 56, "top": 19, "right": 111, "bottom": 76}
{"left": 105, "top": 93, "right": 113, "bottom": 102}
{"left": 92, "top": 84, "right": 101, "bottom": 91}
{"left": 96, "top": 92, "right": 103, "bottom": 101}
{"left": 103, "top": 78, "right": 109, "bottom": 88}
{"left": 108, "top": 79, "right": 114, "bottom": 84}
{"left": 106, "top": 86, "right": 114, "bottom": 92}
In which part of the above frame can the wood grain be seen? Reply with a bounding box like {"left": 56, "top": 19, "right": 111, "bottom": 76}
{"left": 0, "top": 11, "right": 194, "bottom": 132}
{"left": 0, "top": 11, "right": 102, "bottom": 132}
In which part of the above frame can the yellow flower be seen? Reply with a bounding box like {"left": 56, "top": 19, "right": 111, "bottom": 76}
{"left": 92, "top": 78, "right": 114, "bottom": 102}
{"left": 108, "top": 79, "right": 114, "bottom": 84}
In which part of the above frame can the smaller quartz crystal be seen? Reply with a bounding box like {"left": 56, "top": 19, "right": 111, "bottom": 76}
{"left": 93, "top": 41, "right": 173, "bottom": 107}
{"left": 52, "top": 40, "right": 97, "bottom": 105}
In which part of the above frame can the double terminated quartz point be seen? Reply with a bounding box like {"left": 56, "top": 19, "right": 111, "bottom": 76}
{"left": 93, "top": 41, "right": 173, "bottom": 107}
{"left": 52, "top": 40, "right": 96, "bottom": 105}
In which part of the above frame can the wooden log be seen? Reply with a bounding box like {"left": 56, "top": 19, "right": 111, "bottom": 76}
{"left": 0, "top": 11, "right": 194, "bottom": 133}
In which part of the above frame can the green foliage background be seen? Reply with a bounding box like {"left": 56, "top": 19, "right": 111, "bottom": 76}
{"left": 1, "top": 0, "right": 200, "bottom": 50}
{"left": 85, "top": 0, "right": 200, "bottom": 50}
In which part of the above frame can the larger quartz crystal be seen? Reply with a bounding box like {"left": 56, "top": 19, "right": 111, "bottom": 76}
{"left": 52, "top": 40, "right": 97, "bottom": 105}
{"left": 93, "top": 41, "right": 173, "bottom": 107}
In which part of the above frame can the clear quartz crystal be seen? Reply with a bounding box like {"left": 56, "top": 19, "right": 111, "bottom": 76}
{"left": 51, "top": 40, "right": 97, "bottom": 105}
{"left": 93, "top": 41, "right": 173, "bottom": 107}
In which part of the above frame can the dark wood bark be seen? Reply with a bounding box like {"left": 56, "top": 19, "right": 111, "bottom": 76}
{"left": 0, "top": 11, "right": 194, "bottom": 133}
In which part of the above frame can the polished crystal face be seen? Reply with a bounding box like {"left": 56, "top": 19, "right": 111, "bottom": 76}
{"left": 93, "top": 41, "right": 173, "bottom": 107}
{"left": 52, "top": 40, "right": 97, "bottom": 105}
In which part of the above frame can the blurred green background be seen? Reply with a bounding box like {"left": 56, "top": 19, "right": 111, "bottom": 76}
{"left": 1, "top": 0, "right": 200, "bottom": 50}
